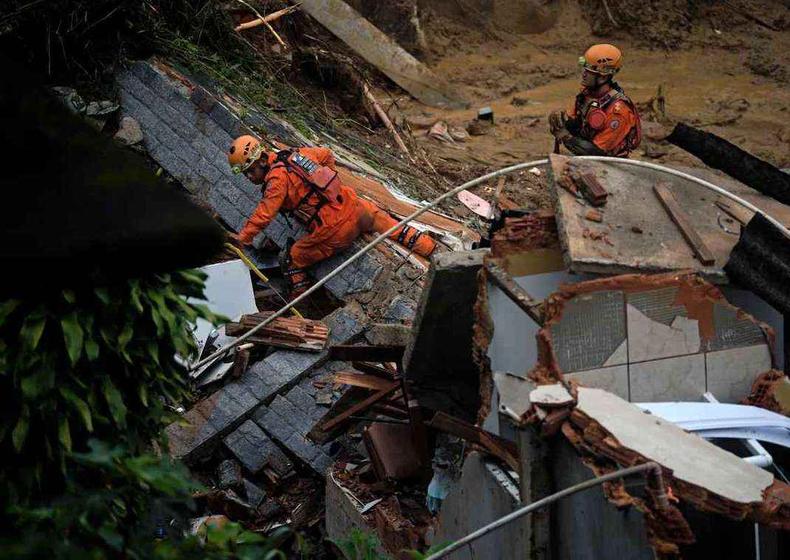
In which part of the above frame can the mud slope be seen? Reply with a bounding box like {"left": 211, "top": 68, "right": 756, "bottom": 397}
{"left": 392, "top": 0, "right": 789, "bottom": 212}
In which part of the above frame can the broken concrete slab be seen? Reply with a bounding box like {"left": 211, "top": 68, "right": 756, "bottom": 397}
{"left": 575, "top": 388, "right": 774, "bottom": 505}
{"left": 298, "top": 0, "right": 466, "bottom": 109}
{"left": 548, "top": 154, "right": 790, "bottom": 281}
{"left": 529, "top": 383, "right": 574, "bottom": 408}
{"left": 223, "top": 420, "right": 293, "bottom": 476}
{"left": 404, "top": 249, "right": 489, "bottom": 420}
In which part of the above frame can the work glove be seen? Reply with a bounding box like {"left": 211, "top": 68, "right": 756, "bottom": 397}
{"left": 548, "top": 110, "right": 567, "bottom": 136}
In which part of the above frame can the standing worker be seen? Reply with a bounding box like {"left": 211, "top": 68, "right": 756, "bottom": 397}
{"left": 549, "top": 44, "right": 641, "bottom": 157}
{"left": 227, "top": 135, "right": 436, "bottom": 296}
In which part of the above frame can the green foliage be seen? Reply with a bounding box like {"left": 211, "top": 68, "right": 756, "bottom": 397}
{"left": 0, "top": 271, "right": 219, "bottom": 502}
{"left": 330, "top": 529, "right": 390, "bottom": 560}
{"left": 1, "top": 439, "right": 291, "bottom": 559}
{"left": 0, "top": 270, "right": 284, "bottom": 558}
{"left": 331, "top": 529, "right": 453, "bottom": 560}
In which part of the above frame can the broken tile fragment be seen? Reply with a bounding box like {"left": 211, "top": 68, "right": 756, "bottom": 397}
{"left": 529, "top": 383, "right": 573, "bottom": 408}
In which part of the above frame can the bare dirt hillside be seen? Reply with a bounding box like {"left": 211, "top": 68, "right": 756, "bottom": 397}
{"left": 382, "top": 0, "right": 790, "bottom": 211}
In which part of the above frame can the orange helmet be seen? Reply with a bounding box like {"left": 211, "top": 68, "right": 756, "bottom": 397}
{"left": 579, "top": 44, "right": 622, "bottom": 75}
{"left": 228, "top": 135, "right": 264, "bottom": 174}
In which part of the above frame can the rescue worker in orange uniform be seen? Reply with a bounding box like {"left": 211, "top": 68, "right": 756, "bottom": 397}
{"left": 227, "top": 135, "right": 436, "bottom": 296}
{"left": 549, "top": 44, "right": 641, "bottom": 157}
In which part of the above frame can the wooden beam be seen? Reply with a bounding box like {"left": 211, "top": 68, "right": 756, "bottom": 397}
{"left": 485, "top": 261, "right": 543, "bottom": 324}
{"left": 427, "top": 411, "right": 520, "bottom": 471}
{"left": 351, "top": 361, "right": 397, "bottom": 379}
{"left": 329, "top": 344, "right": 404, "bottom": 363}
{"left": 319, "top": 381, "right": 400, "bottom": 432}
{"left": 333, "top": 372, "right": 395, "bottom": 392}
{"left": 654, "top": 183, "right": 716, "bottom": 266}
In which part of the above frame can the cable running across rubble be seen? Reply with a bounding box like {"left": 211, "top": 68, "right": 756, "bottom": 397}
{"left": 190, "top": 156, "right": 789, "bottom": 372}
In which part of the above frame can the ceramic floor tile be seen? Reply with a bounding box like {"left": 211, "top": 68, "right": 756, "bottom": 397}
{"left": 565, "top": 365, "right": 629, "bottom": 401}
{"left": 705, "top": 344, "right": 772, "bottom": 403}
{"left": 629, "top": 354, "right": 706, "bottom": 402}
{"left": 627, "top": 304, "right": 700, "bottom": 363}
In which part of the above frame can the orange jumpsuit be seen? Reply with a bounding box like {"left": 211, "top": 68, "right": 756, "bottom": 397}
{"left": 566, "top": 85, "right": 641, "bottom": 157}
{"left": 238, "top": 147, "right": 435, "bottom": 270}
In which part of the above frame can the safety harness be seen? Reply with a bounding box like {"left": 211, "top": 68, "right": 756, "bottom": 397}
{"left": 269, "top": 149, "right": 344, "bottom": 228}
{"left": 574, "top": 83, "right": 642, "bottom": 156}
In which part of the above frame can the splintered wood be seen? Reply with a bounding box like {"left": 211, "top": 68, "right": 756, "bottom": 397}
{"left": 225, "top": 312, "right": 330, "bottom": 352}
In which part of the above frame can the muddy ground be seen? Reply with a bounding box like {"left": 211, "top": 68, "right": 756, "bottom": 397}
{"left": 361, "top": 0, "right": 790, "bottom": 219}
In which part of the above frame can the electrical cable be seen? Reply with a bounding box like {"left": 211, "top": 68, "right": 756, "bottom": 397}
{"left": 191, "top": 157, "right": 789, "bottom": 372}
{"left": 422, "top": 462, "right": 663, "bottom": 560}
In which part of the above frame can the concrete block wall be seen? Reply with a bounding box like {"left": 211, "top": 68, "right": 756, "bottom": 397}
{"left": 116, "top": 60, "right": 384, "bottom": 299}
{"left": 165, "top": 306, "right": 364, "bottom": 463}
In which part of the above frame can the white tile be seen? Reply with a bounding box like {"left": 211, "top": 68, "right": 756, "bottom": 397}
{"left": 566, "top": 365, "right": 629, "bottom": 401}
{"left": 627, "top": 304, "right": 700, "bottom": 363}
{"left": 602, "top": 339, "right": 629, "bottom": 366}
{"left": 706, "top": 344, "right": 772, "bottom": 403}
{"left": 629, "top": 354, "right": 706, "bottom": 402}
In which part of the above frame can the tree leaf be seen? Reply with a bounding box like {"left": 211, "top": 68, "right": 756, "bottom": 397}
{"left": 12, "top": 408, "right": 29, "bottom": 452}
{"left": 21, "top": 368, "right": 54, "bottom": 398}
{"left": 85, "top": 338, "right": 100, "bottom": 361}
{"left": 138, "top": 384, "right": 149, "bottom": 407}
{"left": 102, "top": 378, "right": 127, "bottom": 427}
{"left": 0, "top": 299, "right": 20, "bottom": 325}
{"left": 118, "top": 322, "right": 134, "bottom": 351}
{"left": 62, "top": 289, "right": 76, "bottom": 304}
{"left": 60, "top": 387, "right": 93, "bottom": 432}
{"left": 94, "top": 287, "right": 111, "bottom": 305}
{"left": 58, "top": 416, "right": 72, "bottom": 452}
{"left": 20, "top": 310, "right": 47, "bottom": 350}
{"left": 98, "top": 523, "right": 124, "bottom": 551}
{"left": 60, "top": 312, "right": 84, "bottom": 366}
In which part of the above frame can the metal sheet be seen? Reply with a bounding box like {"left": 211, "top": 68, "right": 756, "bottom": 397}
{"left": 187, "top": 259, "right": 257, "bottom": 369}
{"left": 637, "top": 402, "right": 790, "bottom": 449}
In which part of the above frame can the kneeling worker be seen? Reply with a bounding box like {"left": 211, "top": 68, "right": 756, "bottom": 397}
{"left": 549, "top": 43, "right": 641, "bottom": 157}
{"left": 228, "top": 135, "right": 436, "bottom": 296}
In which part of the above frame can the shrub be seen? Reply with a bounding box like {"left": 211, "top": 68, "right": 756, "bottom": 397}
{"left": 0, "top": 271, "right": 284, "bottom": 558}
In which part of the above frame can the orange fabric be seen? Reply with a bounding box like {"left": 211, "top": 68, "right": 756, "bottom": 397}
{"left": 588, "top": 98, "right": 638, "bottom": 155}
{"left": 567, "top": 91, "right": 639, "bottom": 157}
{"left": 238, "top": 145, "right": 436, "bottom": 267}
{"left": 238, "top": 146, "right": 354, "bottom": 244}
{"left": 289, "top": 198, "right": 436, "bottom": 268}
{"left": 356, "top": 198, "right": 436, "bottom": 257}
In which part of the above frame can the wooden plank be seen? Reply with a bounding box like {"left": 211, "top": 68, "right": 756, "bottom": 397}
{"left": 329, "top": 344, "right": 404, "bottom": 363}
{"left": 715, "top": 197, "right": 753, "bottom": 226}
{"left": 352, "top": 361, "right": 397, "bottom": 379}
{"left": 319, "top": 381, "right": 400, "bottom": 433}
{"left": 485, "top": 260, "right": 543, "bottom": 324}
{"left": 333, "top": 372, "right": 395, "bottom": 392}
{"left": 225, "top": 311, "right": 329, "bottom": 352}
{"left": 297, "top": 0, "right": 467, "bottom": 109}
{"left": 654, "top": 183, "right": 716, "bottom": 266}
{"left": 427, "top": 412, "right": 519, "bottom": 471}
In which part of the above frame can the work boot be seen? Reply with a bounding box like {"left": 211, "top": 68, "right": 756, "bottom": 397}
{"left": 393, "top": 224, "right": 437, "bottom": 257}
